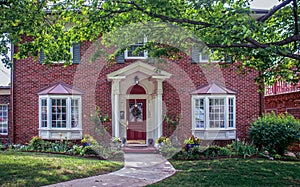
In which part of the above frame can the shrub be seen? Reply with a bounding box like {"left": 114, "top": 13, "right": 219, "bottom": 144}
{"left": 230, "top": 141, "right": 258, "bottom": 158}
{"left": 203, "top": 146, "right": 221, "bottom": 158}
{"left": 29, "top": 136, "right": 45, "bottom": 151}
{"left": 249, "top": 112, "right": 300, "bottom": 155}
{"left": 219, "top": 147, "right": 232, "bottom": 156}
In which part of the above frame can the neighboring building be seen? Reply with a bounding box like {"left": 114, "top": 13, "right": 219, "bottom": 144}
{"left": 265, "top": 81, "right": 300, "bottom": 118}
{"left": 0, "top": 86, "right": 10, "bottom": 143}
{"left": 5, "top": 34, "right": 261, "bottom": 145}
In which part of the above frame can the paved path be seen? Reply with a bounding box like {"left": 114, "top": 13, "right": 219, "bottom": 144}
{"left": 44, "top": 153, "right": 176, "bottom": 187}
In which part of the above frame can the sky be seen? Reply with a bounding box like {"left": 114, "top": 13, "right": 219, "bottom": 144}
{"left": 0, "top": 0, "right": 281, "bottom": 86}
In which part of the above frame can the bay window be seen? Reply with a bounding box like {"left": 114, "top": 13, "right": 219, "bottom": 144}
{"left": 192, "top": 95, "right": 236, "bottom": 140}
{"left": 38, "top": 95, "right": 82, "bottom": 140}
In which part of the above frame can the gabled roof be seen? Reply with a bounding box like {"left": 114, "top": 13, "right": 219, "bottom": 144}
{"left": 37, "top": 82, "right": 84, "bottom": 95}
{"left": 191, "top": 82, "right": 236, "bottom": 95}
{"left": 107, "top": 61, "right": 172, "bottom": 80}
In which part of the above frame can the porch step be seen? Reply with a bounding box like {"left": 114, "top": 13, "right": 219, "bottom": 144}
{"left": 122, "top": 146, "right": 159, "bottom": 154}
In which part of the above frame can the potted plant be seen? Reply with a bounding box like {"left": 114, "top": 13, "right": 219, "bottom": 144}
{"left": 184, "top": 135, "right": 201, "bottom": 150}
{"left": 111, "top": 137, "right": 122, "bottom": 149}
{"left": 81, "top": 134, "right": 95, "bottom": 147}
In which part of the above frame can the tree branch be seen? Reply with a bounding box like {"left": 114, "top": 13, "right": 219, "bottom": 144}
{"left": 128, "top": 1, "right": 212, "bottom": 27}
{"left": 292, "top": 0, "right": 299, "bottom": 50}
{"left": 258, "top": 0, "right": 292, "bottom": 23}
{"left": 0, "top": 0, "right": 9, "bottom": 7}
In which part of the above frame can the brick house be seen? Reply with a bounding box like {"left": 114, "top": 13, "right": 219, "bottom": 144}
{"left": 265, "top": 81, "right": 300, "bottom": 118}
{"left": 3, "top": 34, "right": 262, "bottom": 145}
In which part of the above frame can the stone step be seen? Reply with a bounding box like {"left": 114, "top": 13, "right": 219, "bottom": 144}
{"left": 122, "top": 146, "right": 159, "bottom": 154}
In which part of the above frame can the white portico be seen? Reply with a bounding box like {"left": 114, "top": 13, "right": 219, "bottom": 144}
{"left": 107, "top": 61, "right": 171, "bottom": 145}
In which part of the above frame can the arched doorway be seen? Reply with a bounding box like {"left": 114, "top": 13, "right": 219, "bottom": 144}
{"left": 127, "top": 85, "right": 146, "bottom": 143}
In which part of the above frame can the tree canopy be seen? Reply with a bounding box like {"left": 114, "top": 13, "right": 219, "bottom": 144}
{"left": 0, "top": 0, "right": 299, "bottom": 84}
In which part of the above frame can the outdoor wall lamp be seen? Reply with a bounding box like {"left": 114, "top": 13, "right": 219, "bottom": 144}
{"left": 134, "top": 76, "right": 139, "bottom": 85}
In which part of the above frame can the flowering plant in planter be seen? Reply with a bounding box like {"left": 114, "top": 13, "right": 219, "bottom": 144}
{"left": 156, "top": 136, "right": 167, "bottom": 144}
{"left": 81, "top": 134, "right": 97, "bottom": 146}
{"left": 184, "top": 135, "right": 201, "bottom": 150}
{"left": 111, "top": 137, "right": 122, "bottom": 144}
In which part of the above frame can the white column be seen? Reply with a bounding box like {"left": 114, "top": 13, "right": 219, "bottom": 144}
{"left": 111, "top": 79, "right": 121, "bottom": 137}
{"left": 156, "top": 79, "right": 163, "bottom": 138}
{"left": 114, "top": 94, "right": 119, "bottom": 137}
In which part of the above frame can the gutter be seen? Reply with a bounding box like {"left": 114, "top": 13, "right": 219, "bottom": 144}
{"left": 10, "top": 43, "right": 14, "bottom": 143}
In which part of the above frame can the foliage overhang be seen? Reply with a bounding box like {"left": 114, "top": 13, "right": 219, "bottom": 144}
{"left": 0, "top": 0, "right": 299, "bottom": 84}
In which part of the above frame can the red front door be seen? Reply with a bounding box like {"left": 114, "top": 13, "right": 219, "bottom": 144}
{"left": 127, "top": 99, "right": 146, "bottom": 141}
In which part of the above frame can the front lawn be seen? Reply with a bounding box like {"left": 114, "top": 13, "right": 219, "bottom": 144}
{"left": 149, "top": 159, "right": 300, "bottom": 187}
{"left": 0, "top": 151, "right": 123, "bottom": 186}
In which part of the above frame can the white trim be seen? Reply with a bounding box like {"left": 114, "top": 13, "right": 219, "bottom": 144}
{"left": 51, "top": 46, "right": 73, "bottom": 64}
{"left": 38, "top": 95, "right": 82, "bottom": 140}
{"left": 124, "top": 37, "right": 148, "bottom": 60}
{"left": 0, "top": 104, "right": 8, "bottom": 135}
{"left": 191, "top": 94, "right": 236, "bottom": 140}
{"left": 198, "top": 50, "right": 218, "bottom": 63}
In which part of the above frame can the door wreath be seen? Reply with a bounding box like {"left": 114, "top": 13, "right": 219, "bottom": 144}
{"left": 131, "top": 105, "right": 141, "bottom": 119}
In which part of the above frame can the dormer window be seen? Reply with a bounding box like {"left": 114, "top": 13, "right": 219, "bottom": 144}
{"left": 124, "top": 37, "right": 148, "bottom": 59}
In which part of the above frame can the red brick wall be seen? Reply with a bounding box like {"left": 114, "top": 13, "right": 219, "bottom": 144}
{"left": 0, "top": 95, "right": 9, "bottom": 105}
{"left": 265, "top": 92, "right": 300, "bottom": 118}
{"left": 12, "top": 39, "right": 261, "bottom": 144}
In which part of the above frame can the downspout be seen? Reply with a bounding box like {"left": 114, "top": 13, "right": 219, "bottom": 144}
{"left": 258, "top": 71, "right": 265, "bottom": 116}
{"left": 10, "top": 43, "right": 14, "bottom": 143}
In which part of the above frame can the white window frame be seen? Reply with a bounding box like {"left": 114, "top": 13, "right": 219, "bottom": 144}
{"left": 124, "top": 37, "right": 148, "bottom": 59}
{"left": 199, "top": 49, "right": 218, "bottom": 63}
{"left": 39, "top": 95, "right": 82, "bottom": 130}
{"left": 0, "top": 104, "right": 8, "bottom": 135}
{"left": 52, "top": 46, "right": 74, "bottom": 64}
{"left": 192, "top": 95, "right": 236, "bottom": 130}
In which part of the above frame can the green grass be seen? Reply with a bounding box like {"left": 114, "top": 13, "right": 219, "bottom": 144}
{"left": 0, "top": 151, "right": 123, "bottom": 187}
{"left": 149, "top": 158, "right": 300, "bottom": 187}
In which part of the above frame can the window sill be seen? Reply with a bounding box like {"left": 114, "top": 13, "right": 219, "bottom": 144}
{"left": 192, "top": 129, "right": 236, "bottom": 140}
{"left": 125, "top": 56, "right": 148, "bottom": 60}
{"left": 38, "top": 128, "right": 83, "bottom": 140}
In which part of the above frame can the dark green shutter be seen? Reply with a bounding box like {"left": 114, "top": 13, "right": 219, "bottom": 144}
{"left": 116, "top": 52, "right": 125, "bottom": 63}
{"left": 40, "top": 49, "right": 44, "bottom": 64}
{"left": 191, "top": 46, "right": 200, "bottom": 63}
{"left": 72, "top": 43, "right": 80, "bottom": 64}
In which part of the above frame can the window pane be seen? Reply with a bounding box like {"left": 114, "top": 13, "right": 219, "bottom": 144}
{"left": 194, "top": 98, "right": 205, "bottom": 128}
{"left": 228, "top": 98, "right": 234, "bottom": 127}
{"left": 0, "top": 105, "right": 8, "bottom": 134}
{"left": 51, "top": 99, "right": 67, "bottom": 128}
{"left": 209, "top": 98, "right": 225, "bottom": 128}
{"left": 127, "top": 44, "right": 145, "bottom": 57}
{"left": 71, "top": 99, "right": 79, "bottom": 128}
{"left": 41, "top": 99, "right": 47, "bottom": 127}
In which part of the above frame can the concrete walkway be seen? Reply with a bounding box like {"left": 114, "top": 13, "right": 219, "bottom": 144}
{"left": 44, "top": 153, "right": 176, "bottom": 187}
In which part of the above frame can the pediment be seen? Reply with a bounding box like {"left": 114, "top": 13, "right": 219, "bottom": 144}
{"left": 107, "top": 61, "right": 172, "bottom": 80}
